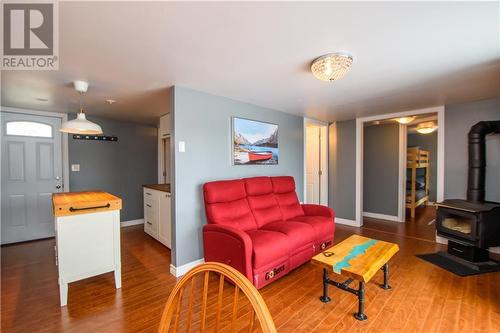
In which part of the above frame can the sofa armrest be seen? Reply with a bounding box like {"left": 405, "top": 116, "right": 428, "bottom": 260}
{"left": 301, "top": 204, "right": 335, "bottom": 219}
{"left": 202, "top": 224, "right": 253, "bottom": 282}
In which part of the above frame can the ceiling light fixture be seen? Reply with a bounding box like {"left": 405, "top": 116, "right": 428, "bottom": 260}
{"left": 416, "top": 122, "right": 438, "bottom": 134}
{"left": 105, "top": 99, "right": 116, "bottom": 105}
{"left": 311, "top": 52, "right": 353, "bottom": 82}
{"left": 60, "top": 81, "right": 103, "bottom": 135}
{"left": 395, "top": 116, "right": 416, "bottom": 124}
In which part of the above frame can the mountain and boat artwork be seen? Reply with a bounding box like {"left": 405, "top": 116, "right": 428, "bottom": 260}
{"left": 233, "top": 117, "right": 278, "bottom": 165}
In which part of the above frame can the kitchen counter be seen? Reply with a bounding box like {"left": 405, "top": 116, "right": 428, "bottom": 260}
{"left": 52, "top": 190, "right": 122, "bottom": 217}
{"left": 143, "top": 183, "right": 171, "bottom": 193}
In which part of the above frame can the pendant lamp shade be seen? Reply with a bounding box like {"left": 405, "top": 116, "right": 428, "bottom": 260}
{"left": 60, "top": 111, "right": 103, "bottom": 135}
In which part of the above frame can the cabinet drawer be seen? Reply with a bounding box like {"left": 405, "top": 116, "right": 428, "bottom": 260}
{"left": 144, "top": 214, "right": 158, "bottom": 236}
{"left": 144, "top": 191, "right": 158, "bottom": 237}
{"left": 144, "top": 188, "right": 158, "bottom": 198}
{"left": 144, "top": 200, "right": 156, "bottom": 213}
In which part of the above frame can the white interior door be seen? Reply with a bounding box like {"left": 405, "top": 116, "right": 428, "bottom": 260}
{"left": 306, "top": 125, "right": 321, "bottom": 204}
{"left": 1, "top": 112, "right": 63, "bottom": 244}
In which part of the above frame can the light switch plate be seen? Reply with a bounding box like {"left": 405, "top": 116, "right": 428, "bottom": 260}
{"left": 179, "top": 141, "right": 186, "bottom": 153}
{"left": 71, "top": 164, "right": 80, "bottom": 172}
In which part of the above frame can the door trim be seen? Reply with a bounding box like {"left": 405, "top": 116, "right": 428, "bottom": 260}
{"left": 397, "top": 124, "right": 407, "bottom": 222}
{"left": 1, "top": 106, "right": 70, "bottom": 192}
{"left": 304, "top": 118, "right": 329, "bottom": 205}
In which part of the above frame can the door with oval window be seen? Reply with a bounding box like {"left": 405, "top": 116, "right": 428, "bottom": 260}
{"left": 1, "top": 112, "right": 63, "bottom": 244}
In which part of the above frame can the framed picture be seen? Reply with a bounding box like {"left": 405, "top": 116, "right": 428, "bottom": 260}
{"left": 233, "top": 117, "right": 278, "bottom": 165}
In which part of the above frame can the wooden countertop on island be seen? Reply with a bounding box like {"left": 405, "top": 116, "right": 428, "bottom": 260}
{"left": 52, "top": 190, "right": 122, "bottom": 217}
{"left": 143, "top": 183, "right": 171, "bottom": 193}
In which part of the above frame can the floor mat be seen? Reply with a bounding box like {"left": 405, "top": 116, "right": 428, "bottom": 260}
{"left": 416, "top": 251, "right": 500, "bottom": 276}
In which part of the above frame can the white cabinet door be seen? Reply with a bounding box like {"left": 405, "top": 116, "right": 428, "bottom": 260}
{"left": 158, "top": 192, "right": 171, "bottom": 248}
{"left": 159, "top": 114, "right": 171, "bottom": 138}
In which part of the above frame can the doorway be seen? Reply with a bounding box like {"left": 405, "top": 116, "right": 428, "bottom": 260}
{"left": 356, "top": 106, "right": 444, "bottom": 242}
{"left": 1, "top": 111, "right": 65, "bottom": 244}
{"left": 160, "top": 136, "right": 171, "bottom": 183}
{"left": 304, "top": 119, "right": 328, "bottom": 205}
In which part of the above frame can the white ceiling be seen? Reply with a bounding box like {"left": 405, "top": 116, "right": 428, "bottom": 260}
{"left": 2, "top": 2, "right": 499, "bottom": 125}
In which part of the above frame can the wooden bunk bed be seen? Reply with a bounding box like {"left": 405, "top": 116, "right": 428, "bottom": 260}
{"left": 406, "top": 147, "right": 430, "bottom": 218}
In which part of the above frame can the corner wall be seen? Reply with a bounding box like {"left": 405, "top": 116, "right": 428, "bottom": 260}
{"left": 363, "top": 123, "right": 399, "bottom": 216}
{"left": 172, "top": 86, "right": 304, "bottom": 267}
{"left": 445, "top": 98, "right": 500, "bottom": 202}
{"left": 329, "top": 120, "right": 356, "bottom": 221}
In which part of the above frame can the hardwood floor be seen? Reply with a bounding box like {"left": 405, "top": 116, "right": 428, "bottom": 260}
{"left": 2, "top": 223, "right": 499, "bottom": 332}
{"left": 363, "top": 206, "right": 437, "bottom": 242}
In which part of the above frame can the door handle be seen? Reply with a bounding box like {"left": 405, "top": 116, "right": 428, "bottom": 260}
{"left": 56, "top": 185, "right": 61, "bottom": 189}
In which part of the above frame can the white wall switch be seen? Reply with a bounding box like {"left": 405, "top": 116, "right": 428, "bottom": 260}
{"left": 71, "top": 164, "right": 80, "bottom": 172}
{"left": 179, "top": 141, "right": 186, "bottom": 153}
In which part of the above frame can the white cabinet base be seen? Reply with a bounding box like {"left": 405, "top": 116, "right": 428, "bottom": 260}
{"left": 143, "top": 188, "right": 171, "bottom": 248}
{"left": 55, "top": 210, "right": 121, "bottom": 306}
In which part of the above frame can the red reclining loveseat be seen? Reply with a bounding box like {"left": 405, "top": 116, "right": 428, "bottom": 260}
{"left": 203, "top": 176, "right": 335, "bottom": 289}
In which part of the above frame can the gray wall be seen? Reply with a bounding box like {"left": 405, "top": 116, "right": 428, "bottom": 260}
{"left": 445, "top": 98, "right": 500, "bottom": 202}
{"left": 69, "top": 115, "right": 158, "bottom": 221}
{"left": 363, "top": 123, "right": 399, "bottom": 216}
{"left": 172, "top": 86, "right": 305, "bottom": 266}
{"left": 408, "top": 131, "right": 437, "bottom": 202}
{"left": 329, "top": 120, "right": 356, "bottom": 220}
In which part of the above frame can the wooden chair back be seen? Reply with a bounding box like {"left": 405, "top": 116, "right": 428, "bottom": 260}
{"left": 157, "top": 262, "right": 276, "bottom": 333}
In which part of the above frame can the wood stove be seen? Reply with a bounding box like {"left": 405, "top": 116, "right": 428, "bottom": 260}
{"left": 436, "top": 121, "right": 500, "bottom": 269}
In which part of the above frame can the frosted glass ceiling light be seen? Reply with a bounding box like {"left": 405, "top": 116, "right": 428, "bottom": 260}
{"left": 395, "top": 116, "right": 416, "bottom": 124}
{"left": 416, "top": 122, "right": 438, "bottom": 134}
{"left": 311, "top": 53, "right": 353, "bottom": 82}
{"left": 60, "top": 81, "right": 103, "bottom": 135}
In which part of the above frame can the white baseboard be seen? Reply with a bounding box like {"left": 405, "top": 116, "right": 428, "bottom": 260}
{"left": 363, "top": 212, "right": 401, "bottom": 222}
{"left": 121, "top": 218, "right": 144, "bottom": 227}
{"left": 435, "top": 236, "right": 500, "bottom": 254}
{"left": 335, "top": 218, "right": 360, "bottom": 227}
{"left": 170, "top": 259, "right": 205, "bottom": 277}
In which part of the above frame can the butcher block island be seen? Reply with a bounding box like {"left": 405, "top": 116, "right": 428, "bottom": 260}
{"left": 52, "top": 191, "right": 122, "bottom": 307}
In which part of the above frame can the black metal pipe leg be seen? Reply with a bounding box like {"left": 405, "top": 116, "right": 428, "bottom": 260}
{"left": 354, "top": 281, "right": 367, "bottom": 321}
{"left": 380, "top": 263, "right": 391, "bottom": 290}
{"left": 319, "top": 268, "right": 331, "bottom": 303}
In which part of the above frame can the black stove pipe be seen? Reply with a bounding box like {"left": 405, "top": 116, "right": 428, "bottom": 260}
{"left": 467, "top": 121, "right": 500, "bottom": 203}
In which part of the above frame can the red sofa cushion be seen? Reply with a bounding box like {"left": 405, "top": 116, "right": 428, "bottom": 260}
{"left": 271, "top": 176, "right": 305, "bottom": 220}
{"left": 245, "top": 230, "right": 290, "bottom": 269}
{"left": 204, "top": 179, "right": 257, "bottom": 231}
{"left": 204, "top": 179, "right": 247, "bottom": 203}
{"left": 245, "top": 177, "right": 283, "bottom": 227}
{"left": 244, "top": 176, "right": 273, "bottom": 195}
{"left": 261, "top": 221, "right": 315, "bottom": 253}
{"left": 290, "top": 215, "right": 335, "bottom": 244}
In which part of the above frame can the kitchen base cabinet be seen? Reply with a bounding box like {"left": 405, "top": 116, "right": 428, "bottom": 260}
{"left": 143, "top": 187, "right": 171, "bottom": 248}
{"left": 52, "top": 191, "right": 122, "bottom": 307}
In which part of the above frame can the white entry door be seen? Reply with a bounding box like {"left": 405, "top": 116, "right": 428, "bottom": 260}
{"left": 1, "top": 112, "right": 64, "bottom": 244}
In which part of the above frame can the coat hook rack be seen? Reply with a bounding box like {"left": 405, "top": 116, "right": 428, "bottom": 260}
{"left": 73, "top": 134, "right": 118, "bottom": 142}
